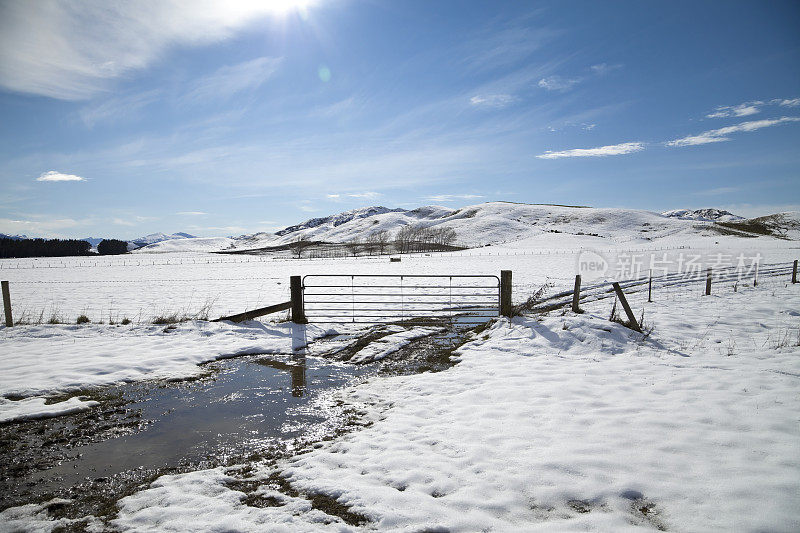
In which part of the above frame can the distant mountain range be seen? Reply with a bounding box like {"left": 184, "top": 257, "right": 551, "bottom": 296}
{"left": 7, "top": 204, "right": 800, "bottom": 256}
{"left": 660, "top": 208, "right": 743, "bottom": 222}
{"left": 0, "top": 233, "right": 28, "bottom": 240}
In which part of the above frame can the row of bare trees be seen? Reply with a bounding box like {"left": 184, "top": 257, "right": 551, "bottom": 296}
{"left": 288, "top": 224, "right": 458, "bottom": 258}
{"left": 393, "top": 225, "right": 457, "bottom": 253}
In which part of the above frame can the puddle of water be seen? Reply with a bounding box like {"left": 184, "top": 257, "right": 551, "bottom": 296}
{"left": 2, "top": 352, "right": 372, "bottom": 513}
{"left": 1, "top": 317, "right": 490, "bottom": 520}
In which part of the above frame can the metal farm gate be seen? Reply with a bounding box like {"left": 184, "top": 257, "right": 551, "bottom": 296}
{"left": 302, "top": 274, "right": 500, "bottom": 325}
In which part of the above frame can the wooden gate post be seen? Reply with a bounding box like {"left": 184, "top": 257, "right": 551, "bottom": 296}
{"left": 290, "top": 276, "right": 308, "bottom": 324}
{"left": 705, "top": 267, "right": 712, "bottom": 296}
{"left": 792, "top": 260, "right": 798, "bottom": 284}
{"left": 611, "top": 282, "right": 641, "bottom": 332}
{"left": 571, "top": 275, "right": 582, "bottom": 313}
{"left": 500, "top": 270, "right": 512, "bottom": 317}
{"left": 2, "top": 281, "right": 11, "bottom": 327}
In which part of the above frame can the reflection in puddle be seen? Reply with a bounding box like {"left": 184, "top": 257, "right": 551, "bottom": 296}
{"left": 254, "top": 355, "right": 307, "bottom": 397}
{"left": 1, "top": 318, "right": 486, "bottom": 519}
{"left": 5, "top": 351, "right": 371, "bottom": 511}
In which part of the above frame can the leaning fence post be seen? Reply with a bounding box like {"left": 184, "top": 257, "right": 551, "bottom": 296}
{"left": 792, "top": 260, "right": 797, "bottom": 284}
{"left": 290, "top": 276, "right": 308, "bottom": 324}
{"left": 705, "top": 267, "right": 712, "bottom": 296}
{"left": 2, "top": 281, "right": 12, "bottom": 327}
{"left": 611, "top": 282, "right": 641, "bottom": 332}
{"left": 500, "top": 270, "right": 512, "bottom": 317}
{"left": 572, "top": 274, "right": 582, "bottom": 313}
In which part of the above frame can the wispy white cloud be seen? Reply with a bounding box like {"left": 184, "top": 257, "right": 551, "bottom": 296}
{"left": 774, "top": 97, "right": 800, "bottom": 108}
{"left": 536, "top": 142, "right": 645, "bottom": 159}
{"left": 706, "top": 101, "right": 762, "bottom": 118}
{"left": 705, "top": 97, "right": 799, "bottom": 119}
{"left": 0, "top": 1, "right": 291, "bottom": 100}
{"left": 589, "top": 63, "right": 622, "bottom": 75}
{"left": 667, "top": 117, "right": 800, "bottom": 147}
{"left": 537, "top": 75, "right": 580, "bottom": 92}
{"left": 463, "top": 25, "right": 560, "bottom": 73}
{"left": 177, "top": 211, "right": 208, "bottom": 216}
{"left": 348, "top": 191, "right": 381, "bottom": 199}
{"left": 423, "top": 194, "right": 483, "bottom": 202}
{"left": 327, "top": 191, "right": 382, "bottom": 201}
{"left": 470, "top": 94, "right": 518, "bottom": 108}
{"left": 36, "top": 170, "right": 85, "bottom": 182}
{"left": 0, "top": 216, "right": 84, "bottom": 237}
{"left": 183, "top": 56, "right": 282, "bottom": 103}
{"left": 78, "top": 90, "right": 161, "bottom": 127}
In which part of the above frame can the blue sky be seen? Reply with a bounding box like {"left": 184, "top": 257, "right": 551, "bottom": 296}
{"left": 1, "top": 0, "right": 799, "bottom": 238}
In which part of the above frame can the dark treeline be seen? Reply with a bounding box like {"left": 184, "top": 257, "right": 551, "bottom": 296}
{"left": 0, "top": 238, "right": 93, "bottom": 258}
{"left": 98, "top": 239, "right": 129, "bottom": 255}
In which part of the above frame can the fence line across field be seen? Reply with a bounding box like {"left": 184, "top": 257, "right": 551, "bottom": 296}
{"left": 301, "top": 274, "right": 502, "bottom": 325}
{"left": 0, "top": 260, "right": 796, "bottom": 327}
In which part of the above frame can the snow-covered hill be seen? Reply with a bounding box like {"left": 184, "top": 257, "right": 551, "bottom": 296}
{"left": 227, "top": 202, "right": 795, "bottom": 253}
{"left": 0, "top": 233, "right": 28, "bottom": 240}
{"left": 275, "top": 206, "right": 406, "bottom": 236}
{"left": 129, "top": 232, "right": 196, "bottom": 248}
{"left": 661, "top": 208, "right": 743, "bottom": 222}
{"left": 131, "top": 237, "right": 235, "bottom": 253}
{"left": 114, "top": 203, "right": 799, "bottom": 254}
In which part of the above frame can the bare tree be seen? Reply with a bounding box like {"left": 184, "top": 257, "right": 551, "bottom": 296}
{"left": 365, "top": 230, "right": 390, "bottom": 255}
{"left": 289, "top": 236, "right": 311, "bottom": 259}
{"left": 345, "top": 238, "right": 361, "bottom": 257}
{"left": 375, "top": 230, "right": 390, "bottom": 254}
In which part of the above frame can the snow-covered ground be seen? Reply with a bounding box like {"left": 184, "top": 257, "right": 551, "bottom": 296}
{"left": 0, "top": 321, "right": 340, "bottom": 422}
{"left": 3, "top": 265, "right": 799, "bottom": 531}
{"left": 2, "top": 209, "right": 799, "bottom": 531}
{"left": 0, "top": 234, "right": 796, "bottom": 324}
{"left": 108, "top": 282, "right": 800, "bottom": 532}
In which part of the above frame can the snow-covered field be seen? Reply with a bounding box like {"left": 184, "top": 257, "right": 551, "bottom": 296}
{"left": 4, "top": 276, "right": 797, "bottom": 531}
{"left": 1, "top": 234, "right": 796, "bottom": 324}
{"left": 1, "top": 221, "right": 799, "bottom": 531}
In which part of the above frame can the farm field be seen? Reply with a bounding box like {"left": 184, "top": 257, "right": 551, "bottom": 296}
{"left": 1, "top": 234, "right": 797, "bottom": 324}
{"left": 1, "top": 233, "right": 799, "bottom": 531}
{"left": 1, "top": 252, "right": 798, "bottom": 531}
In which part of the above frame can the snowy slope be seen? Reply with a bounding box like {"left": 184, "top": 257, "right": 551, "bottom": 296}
{"left": 129, "top": 232, "right": 196, "bottom": 248}
{"left": 275, "top": 206, "right": 407, "bottom": 236}
{"left": 661, "top": 208, "right": 743, "bottom": 222}
{"left": 131, "top": 236, "right": 235, "bottom": 253}
{"left": 228, "top": 202, "right": 767, "bottom": 252}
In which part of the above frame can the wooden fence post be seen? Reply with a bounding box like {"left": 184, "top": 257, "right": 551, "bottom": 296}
{"left": 705, "top": 267, "right": 712, "bottom": 296}
{"left": 611, "top": 282, "right": 641, "bottom": 332}
{"left": 648, "top": 269, "right": 652, "bottom": 303}
{"left": 792, "top": 260, "right": 797, "bottom": 284}
{"left": 572, "top": 274, "right": 582, "bottom": 313}
{"left": 2, "top": 281, "right": 12, "bottom": 327}
{"left": 754, "top": 263, "right": 759, "bottom": 287}
{"left": 500, "top": 270, "right": 512, "bottom": 317}
{"left": 290, "top": 276, "right": 308, "bottom": 324}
